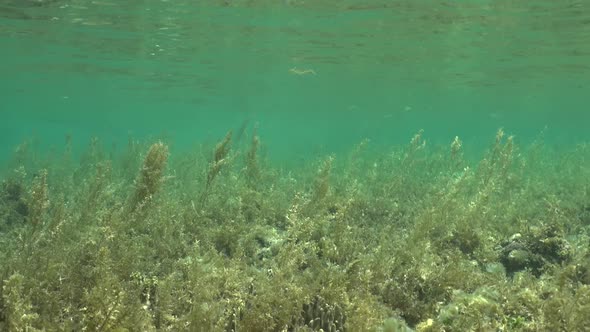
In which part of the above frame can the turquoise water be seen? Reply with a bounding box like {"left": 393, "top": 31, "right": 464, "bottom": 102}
{"left": 2, "top": 0, "right": 589, "bottom": 164}
{"left": 3, "top": 2, "right": 590, "bottom": 330}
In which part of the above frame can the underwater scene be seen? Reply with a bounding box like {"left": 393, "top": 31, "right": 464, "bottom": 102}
{"left": 1, "top": 0, "right": 590, "bottom": 331}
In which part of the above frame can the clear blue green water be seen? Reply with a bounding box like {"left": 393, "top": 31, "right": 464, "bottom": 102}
{"left": 3, "top": 2, "right": 590, "bottom": 330}
{"left": 2, "top": 0, "right": 589, "bottom": 163}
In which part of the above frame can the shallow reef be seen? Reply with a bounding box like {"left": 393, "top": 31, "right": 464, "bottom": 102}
{"left": 0, "top": 129, "right": 589, "bottom": 331}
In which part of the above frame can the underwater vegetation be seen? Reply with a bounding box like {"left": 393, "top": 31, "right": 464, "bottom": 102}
{"left": 1, "top": 129, "right": 590, "bottom": 331}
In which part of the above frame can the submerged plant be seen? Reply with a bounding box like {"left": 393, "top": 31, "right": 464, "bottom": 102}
{"left": 2, "top": 273, "right": 39, "bottom": 331}
{"left": 127, "top": 142, "right": 169, "bottom": 213}
{"left": 0, "top": 129, "right": 588, "bottom": 331}
{"left": 28, "top": 169, "right": 49, "bottom": 233}
{"left": 200, "top": 130, "right": 232, "bottom": 205}
{"left": 245, "top": 127, "right": 260, "bottom": 189}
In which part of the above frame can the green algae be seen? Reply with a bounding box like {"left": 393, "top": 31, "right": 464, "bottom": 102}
{"left": 0, "top": 129, "right": 589, "bottom": 331}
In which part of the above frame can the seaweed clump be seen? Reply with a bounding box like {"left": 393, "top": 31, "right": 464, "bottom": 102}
{"left": 0, "top": 176, "right": 29, "bottom": 230}
{"left": 499, "top": 223, "right": 572, "bottom": 277}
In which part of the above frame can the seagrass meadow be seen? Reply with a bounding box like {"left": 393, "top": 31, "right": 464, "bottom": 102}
{"left": 2, "top": 0, "right": 590, "bottom": 331}
{"left": 1, "top": 129, "right": 590, "bottom": 331}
